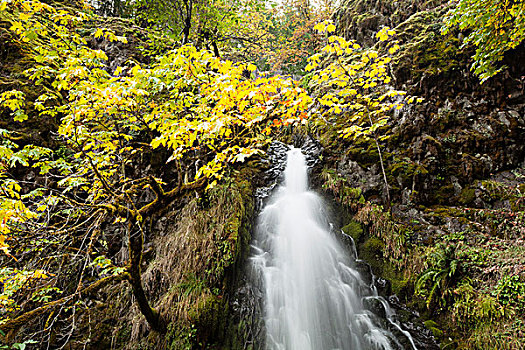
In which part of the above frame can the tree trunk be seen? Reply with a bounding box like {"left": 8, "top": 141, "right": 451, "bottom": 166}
{"left": 128, "top": 225, "right": 166, "bottom": 333}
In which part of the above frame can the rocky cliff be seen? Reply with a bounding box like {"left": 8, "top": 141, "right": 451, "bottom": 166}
{"left": 317, "top": 0, "right": 525, "bottom": 348}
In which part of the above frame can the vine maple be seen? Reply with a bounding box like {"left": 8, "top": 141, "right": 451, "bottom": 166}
{"left": 0, "top": 0, "right": 310, "bottom": 341}
{"left": 307, "top": 21, "right": 421, "bottom": 202}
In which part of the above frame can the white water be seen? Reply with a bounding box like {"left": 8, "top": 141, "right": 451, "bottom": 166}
{"left": 251, "top": 148, "right": 404, "bottom": 350}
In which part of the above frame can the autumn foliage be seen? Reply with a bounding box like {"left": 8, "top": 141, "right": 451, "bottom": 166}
{"left": 0, "top": 0, "right": 310, "bottom": 340}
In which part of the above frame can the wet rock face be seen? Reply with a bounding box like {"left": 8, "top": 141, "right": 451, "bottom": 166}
{"left": 325, "top": 0, "right": 525, "bottom": 348}
{"left": 331, "top": 0, "right": 525, "bottom": 207}
{"left": 298, "top": 135, "right": 324, "bottom": 168}
{"left": 337, "top": 156, "right": 383, "bottom": 199}
{"left": 254, "top": 141, "right": 288, "bottom": 210}
{"left": 255, "top": 137, "right": 323, "bottom": 208}
{"left": 335, "top": 0, "right": 442, "bottom": 47}
{"left": 388, "top": 97, "right": 525, "bottom": 207}
{"left": 262, "top": 141, "right": 289, "bottom": 183}
{"left": 364, "top": 297, "right": 388, "bottom": 319}
{"left": 333, "top": 0, "right": 525, "bottom": 208}
{"left": 386, "top": 295, "right": 440, "bottom": 350}
{"left": 355, "top": 259, "right": 374, "bottom": 286}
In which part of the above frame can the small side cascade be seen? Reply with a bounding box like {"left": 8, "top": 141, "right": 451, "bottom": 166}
{"left": 344, "top": 233, "right": 417, "bottom": 349}
{"left": 250, "top": 147, "right": 417, "bottom": 350}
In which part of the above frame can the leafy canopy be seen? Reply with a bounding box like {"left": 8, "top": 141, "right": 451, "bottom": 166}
{"left": 0, "top": 0, "right": 311, "bottom": 331}
{"left": 306, "top": 21, "right": 420, "bottom": 202}
{"left": 307, "top": 21, "right": 418, "bottom": 143}
{"left": 231, "top": 0, "right": 332, "bottom": 75}
{"left": 442, "top": 0, "right": 525, "bottom": 82}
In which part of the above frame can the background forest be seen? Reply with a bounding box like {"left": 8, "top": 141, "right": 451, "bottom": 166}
{"left": 0, "top": 0, "right": 524, "bottom": 349}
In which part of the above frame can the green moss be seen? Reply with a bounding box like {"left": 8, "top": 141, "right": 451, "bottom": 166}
{"left": 90, "top": 321, "right": 113, "bottom": 348}
{"left": 165, "top": 294, "right": 230, "bottom": 349}
{"left": 429, "top": 206, "right": 464, "bottom": 218}
{"left": 390, "top": 274, "right": 410, "bottom": 298}
{"left": 166, "top": 322, "right": 194, "bottom": 350}
{"left": 480, "top": 180, "right": 514, "bottom": 203}
{"left": 192, "top": 295, "right": 227, "bottom": 337}
{"left": 115, "top": 324, "right": 132, "bottom": 346}
{"left": 434, "top": 184, "right": 455, "bottom": 204}
{"left": 361, "top": 237, "right": 384, "bottom": 262}
{"left": 458, "top": 187, "right": 476, "bottom": 205}
{"left": 424, "top": 320, "right": 444, "bottom": 338}
{"left": 156, "top": 165, "right": 259, "bottom": 349}
{"left": 342, "top": 220, "right": 364, "bottom": 242}
{"left": 391, "top": 6, "right": 469, "bottom": 91}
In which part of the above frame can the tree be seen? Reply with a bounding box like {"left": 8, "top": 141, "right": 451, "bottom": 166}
{"left": 229, "top": 0, "right": 333, "bottom": 75}
{"left": 306, "top": 21, "right": 420, "bottom": 203}
{"left": 0, "top": 0, "right": 310, "bottom": 343}
{"left": 442, "top": 0, "right": 525, "bottom": 83}
{"left": 131, "top": 0, "right": 266, "bottom": 56}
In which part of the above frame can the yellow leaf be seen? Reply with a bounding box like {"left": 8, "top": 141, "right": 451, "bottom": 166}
{"left": 115, "top": 35, "right": 128, "bottom": 43}
{"left": 9, "top": 21, "right": 23, "bottom": 34}
{"left": 94, "top": 28, "right": 104, "bottom": 38}
{"left": 32, "top": 270, "right": 48, "bottom": 279}
{"left": 389, "top": 44, "right": 400, "bottom": 54}
{"left": 112, "top": 216, "right": 127, "bottom": 224}
{"left": 314, "top": 22, "right": 326, "bottom": 32}
{"left": 131, "top": 65, "right": 141, "bottom": 76}
{"left": 19, "top": 13, "right": 31, "bottom": 21}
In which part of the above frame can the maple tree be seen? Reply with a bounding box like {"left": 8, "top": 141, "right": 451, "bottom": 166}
{"left": 1, "top": 0, "right": 522, "bottom": 348}
{"left": 130, "top": 0, "right": 267, "bottom": 56}
{"left": 0, "top": 0, "right": 310, "bottom": 341}
{"left": 105, "top": 0, "right": 333, "bottom": 74}
{"left": 307, "top": 21, "right": 420, "bottom": 202}
{"left": 264, "top": 0, "right": 332, "bottom": 74}
{"left": 227, "top": 0, "right": 332, "bottom": 75}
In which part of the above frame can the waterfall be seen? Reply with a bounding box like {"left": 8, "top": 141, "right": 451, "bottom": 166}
{"left": 251, "top": 147, "right": 410, "bottom": 350}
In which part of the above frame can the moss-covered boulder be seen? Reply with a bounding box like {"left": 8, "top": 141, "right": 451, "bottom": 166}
{"left": 342, "top": 220, "right": 364, "bottom": 241}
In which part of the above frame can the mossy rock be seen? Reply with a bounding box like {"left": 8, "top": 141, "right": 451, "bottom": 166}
{"left": 361, "top": 237, "right": 385, "bottom": 263}
{"left": 166, "top": 322, "right": 194, "bottom": 350}
{"left": 390, "top": 276, "right": 411, "bottom": 298}
{"left": 336, "top": 0, "right": 445, "bottom": 46}
{"left": 342, "top": 220, "right": 364, "bottom": 242}
{"left": 424, "top": 320, "right": 444, "bottom": 338}
{"left": 434, "top": 184, "right": 455, "bottom": 204}
{"left": 458, "top": 187, "right": 476, "bottom": 205}
{"left": 188, "top": 294, "right": 229, "bottom": 347}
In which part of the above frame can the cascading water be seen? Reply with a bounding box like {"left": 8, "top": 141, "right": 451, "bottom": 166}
{"left": 251, "top": 147, "right": 412, "bottom": 350}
